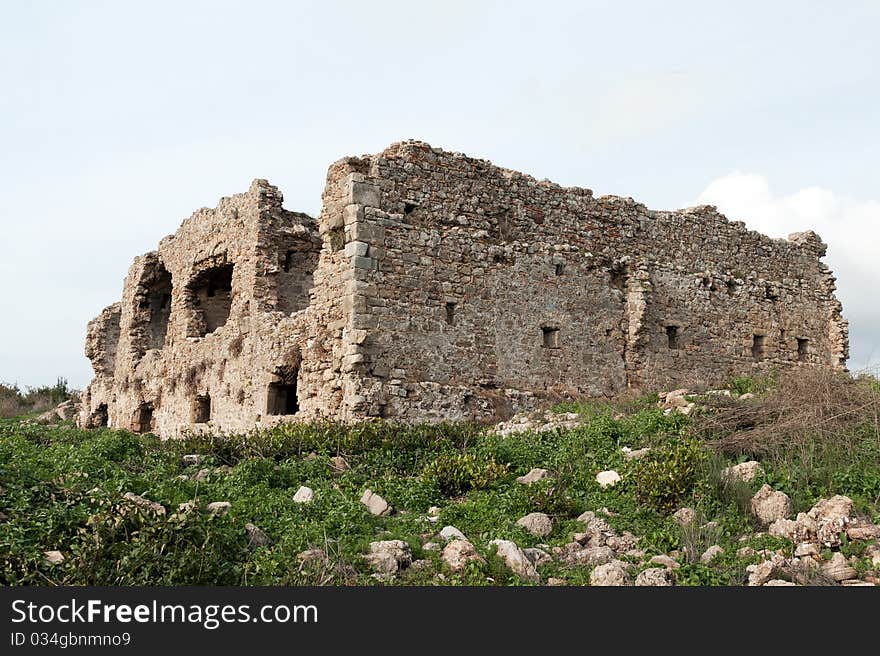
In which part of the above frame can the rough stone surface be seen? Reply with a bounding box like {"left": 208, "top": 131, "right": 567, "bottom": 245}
{"left": 672, "top": 507, "right": 697, "bottom": 526}
{"left": 43, "top": 550, "right": 65, "bottom": 565}
{"left": 441, "top": 540, "right": 484, "bottom": 572}
{"left": 595, "top": 470, "right": 621, "bottom": 489}
{"left": 206, "top": 501, "right": 231, "bottom": 516}
{"left": 182, "top": 454, "right": 203, "bottom": 466}
{"left": 808, "top": 495, "right": 853, "bottom": 547}
{"left": 292, "top": 486, "right": 314, "bottom": 504}
{"left": 820, "top": 552, "right": 857, "bottom": 582}
{"left": 516, "top": 468, "right": 553, "bottom": 485}
{"left": 77, "top": 141, "right": 849, "bottom": 436}
{"left": 635, "top": 567, "right": 673, "bottom": 586}
{"left": 700, "top": 545, "right": 725, "bottom": 564}
{"left": 244, "top": 523, "right": 273, "bottom": 548}
{"left": 360, "top": 489, "right": 390, "bottom": 516}
{"left": 750, "top": 484, "right": 792, "bottom": 525}
{"left": 123, "top": 492, "right": 166, "bottom": 516}
{"left": 768, "top": 518, "right": 798, "bottom": 539}
{"left": 364, "top": 540, "right": 411, "bottom": 575}
{"left": 490, "top": 539, "right": 540, "bottom": 582}
{"left": 516, "top": 512, "right": 553, "bottom": 537}
{"left": 722, "top": 461, "right": 763, "bottom": 483}
{"left": 590, "top": 560, "right": 631, "bottom": 586}
{"left": 649, "top": 554, "right": 681, "bottom": 570}
{"left": 439, "top": 525, "right": 467, "bottom": 542}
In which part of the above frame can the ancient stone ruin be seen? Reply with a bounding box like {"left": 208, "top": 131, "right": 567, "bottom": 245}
{"left": 78, "top": 141, "right": 848, "bottom": 437}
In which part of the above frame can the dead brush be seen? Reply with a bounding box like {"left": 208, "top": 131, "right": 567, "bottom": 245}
{"left": 690, "top": 367, "right": 880, "bottom": 460}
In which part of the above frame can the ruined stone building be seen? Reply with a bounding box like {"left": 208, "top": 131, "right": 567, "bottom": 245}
{"left": 78, "top": 141, "right": 849, "bottom": 437}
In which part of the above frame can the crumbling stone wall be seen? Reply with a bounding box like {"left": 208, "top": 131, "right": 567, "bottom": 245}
{"left": 80, "top": 141, "right": 848, "bottom": 437}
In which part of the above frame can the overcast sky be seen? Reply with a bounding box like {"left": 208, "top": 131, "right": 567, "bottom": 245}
{"left": 1, "top": 0, "right": 878, "bottom": 389}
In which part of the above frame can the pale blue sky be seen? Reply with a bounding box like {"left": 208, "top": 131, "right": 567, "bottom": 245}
{"left": 1, "top": 0, "right": 878, "bottom": 388}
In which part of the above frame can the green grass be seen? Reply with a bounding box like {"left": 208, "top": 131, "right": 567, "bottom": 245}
{"left": 1, "top": 378, "right": 878, "bottom": 586}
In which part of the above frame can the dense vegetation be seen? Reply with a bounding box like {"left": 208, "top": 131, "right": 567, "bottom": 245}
{"left": 1, "top": 369, "right": 877, "bottom": 586}
{"left": 0, "top": 377, "right": 75, "bottom": 417}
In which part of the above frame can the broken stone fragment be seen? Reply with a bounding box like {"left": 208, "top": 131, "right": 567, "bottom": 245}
{"left": 489, "top": 539, "right": 540, "bottom": 582}
{"left": 441, "top": 540, "right": 484, "bottom": 572}
{"left": 516, "top": 468, "right": 553, "bottom": 485}
{"left": 122, "top": 492, "right": 166, "bottom": 515}
{"left": 360, "top": 489, "right": 391, "bottom": 516}
{"left": 329, "top": 456, "right": 350, "bottom": 473}
{"left": 672, "top": 507, "right": 696, "bottom": 526}
{"left": 590, "top": 560, "right": 631, "bottom": 586}
{"left": 293, "top": 485, "right": 314, "bottom": 504}
{"left": 635, "top": 567, "right": 673, "bottom": 586}
{"left": 206, "top": 501, "right": 231, "bottom": 516}
{"left": 595, "top": 470, "right": 621, "bottom": 489}
{"left": 43, "top": 550, "right": 65, "bottom": 565}
{"left": 364, "top": 540, "right": 411, "bottom": 574}
{"left": 439, "top": 525, "right": 466, "bottom": 542}
{"left": 245, "top": 523, "right": 273, "bottom": 548}
{"left": 516, "top": 512, "right": 553, "bottom": 537}
{"left": 750, "top": 484, "right": 792, "bottom": 525}
{"left": 721, "top": 460, "right": 763, "bottom": 483}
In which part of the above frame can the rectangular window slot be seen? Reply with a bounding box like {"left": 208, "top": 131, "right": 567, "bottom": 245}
{"left": 445, "top": 302, "right": 456, "bottom": 326}
{"left": 192, "top": 395, "right": 211, "bottom": 423}
{"left": 797, "top": 338, "right": 809, "bottom": 362}
{"left": 752, "top": 334, "right": 766, "bottom": 360}
{"left": 267, "top": 381, "right": 299, "bottom": 415}
{"left": 137, "top": 403, "right": 154, "bottom": 434}
{"left": 555, "top": 263, "right": 564, "bottom": 276}
{"left": 666, "top": 325, "right": 680, "bottom": 349}
{"left": 542, "top": 327, "right": 560, "bottom": 349}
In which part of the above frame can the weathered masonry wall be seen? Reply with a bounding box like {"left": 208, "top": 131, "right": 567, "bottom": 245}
{"left": 79, "top": 140, "right": 848, "bottom": 437}
{"left": 328, "top": 141, "right": 848, "bottom": 422}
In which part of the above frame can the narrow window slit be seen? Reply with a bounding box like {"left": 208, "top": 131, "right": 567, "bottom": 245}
{"left": 752, "top": 334, "right": 766, "bottom": 360}
{"left": 666, "top": 325, "right": 680, "bottom": 350}
{"left": 797, "top": 338, "right": 809, "bottom": 362}
{"left": 445, "top": 302, "right": 456, "bottom": 326}
{"left": 542, "top": 327, "right": 560, "bottom": 349}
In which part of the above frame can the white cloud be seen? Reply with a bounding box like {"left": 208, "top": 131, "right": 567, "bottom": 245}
{"left": 693, "top": 173, "right": 880, "bottom": 373}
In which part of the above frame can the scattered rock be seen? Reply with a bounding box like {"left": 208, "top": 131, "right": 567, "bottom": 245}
{"left": 122, "top": 492, "right": 166, "bottom": 516}
{"left": 297, "top": 548, "right": 327, "bottom": 565}
{"left": 590, "top": 560, "right": 631, "bottom": 586}
{"left": 176, "top": 501, "right": 196, "bottom": 514}
{"left": 595, "top": 470, "right": 621, "bottom": 489}
{"left": 747, "top": 560, "right": 778, "bottom": 586}
{"left": 182, "top": 454, "right": 203, "bottom": 466}
{"left": 622, "top": 446, "right": 650, "bottom": 460}
{"left": 576, "top": 510, "right": 597, "bottom": 524}
{"left": 439, "top": 525, "right": 467, "bottom": 542}
{"left": 409, "top": 559, "right": 433, "bottom": 572}
{"left": 364, "top": 540, "right": 411, "bottom": 574}
{"left": 516, "top": 468, "right": 553, "bottom": 485}
{"left": 794, "top": 542, "right": 820, "bottom": 558}
{"left": 865, "top": 544, "right": 880, "bottom": 567}
{"left": 840, "top": 580, "right": 874, "bottom": 586}
{"left": 329, "top": 456, "right": 350, "bottom": 473}
{"left": 820, "top": 552, "right": 857, "bottom": 582}
{"left": 441, "top": 540, "right": 484, "bottom": 572}
{"left": 206, "top": 501, "right": 231, "bottom": 516}
{"left": 293, "top": 486, "right": 314, "bottom": 504}
{"left": 649, "top": 554, "right": 681, "bottom": 570}
{"left": 245, "top": 523, "right": 273, "bottom": 548}
{"left": 768, "top": 518, "right": 797, "bottom": 539}
{"left": 516, "top": 512, "right": 553, "bottom": 537}
{"left": 764, "top": 579, "right": 797, "bottom": 586}
{"left": 422, "top": 542, "right": 440, "bottom": 552}
{"left": 635, "top": 567, "right": 673, "bottom": 586}
{"left": 700, "top": 545, "right": 724, "bottom": 564}
{"left": 738, "top": 393, "right": 755, "bottom": 400}
{"left": 721, "top": 461, "right": 763, "bottom": 483}
{"left": 523, "top": 548, "right": 553, "bottom": 567}
{"left": 736, "top": 547, "right": 756, "bottom": 558}
{"left": 750, "top": 484, "right": 792, "bottom": 525}
{"left": 846, "top": 524, "right": 880, "bottom": 541}
{"left": 489, "top": 539, "right": 539, "bottom": 582}
{"left": 672, "top": 507, "right": 696, "bottom": 526}
{"left": 547, "top": 577, "right": 566, "bottom": 586}
{"left": 564, "top": 545, "right": 615, "bottom": 568}
{"left": 55, "top": 400, "right": 78, "bottom": 421}
{"left": 360, "top": 489, "right": 391, "bottom": 516}
{"left": 808, "top": 495, "right": 853, "bottom": 547}
{"left": 43, "top": 550, "right": 65, "bottom": 565}
{"left": 493, "top": 410, "right": 582, "bottom": 437}
{"left": 194, "top": 468, "right": 211, "bottom": 482}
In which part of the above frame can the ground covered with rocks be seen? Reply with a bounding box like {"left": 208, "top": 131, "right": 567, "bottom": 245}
{"left": 1, "top": 370, "right": 878, "bottom": 586}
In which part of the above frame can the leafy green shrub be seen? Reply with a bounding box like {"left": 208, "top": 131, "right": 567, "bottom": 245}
{"left": 632, "top": 437, "right": 708, "bottom": 512}
{"left": 421, "top": 452, "right": 508, "bottom": 496}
